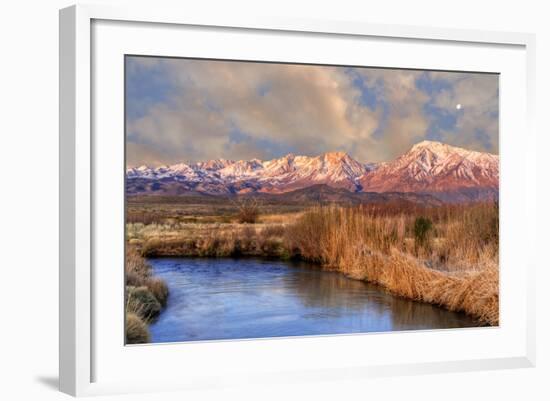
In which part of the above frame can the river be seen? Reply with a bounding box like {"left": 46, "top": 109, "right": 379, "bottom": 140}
{"left": 148, "top": 257, "right": 478, "bottom": 343}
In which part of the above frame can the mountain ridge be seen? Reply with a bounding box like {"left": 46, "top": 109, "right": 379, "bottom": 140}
{"left": 126, "top": 141, "right": 499, "bottom": 202}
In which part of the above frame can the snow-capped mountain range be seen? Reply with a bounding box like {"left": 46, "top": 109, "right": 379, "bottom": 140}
{"left": 127, "top": 141, "right": 499, "bottom": 202}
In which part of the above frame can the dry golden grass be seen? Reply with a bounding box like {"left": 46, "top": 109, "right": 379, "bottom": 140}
{"left": 125, "top": 312, "right": 150, "bottom": 344}
{"left": 138, "top": 224, "right": 287, "bottom": 258}
{"left": 147, "top": 277, "right": 169, "bottom": 307}
{"left": 258, "top": 212, "right": 303, "bottom": 224}
{"left": 126, "top": 286, "right": 162, "bottom": 320}
{"left": 285, "top": 205, "right": 499, "bottom": 325}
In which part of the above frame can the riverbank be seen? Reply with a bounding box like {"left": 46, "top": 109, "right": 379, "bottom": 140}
{"left": 127, "top": 203, "right": 499, "bottom": 326}
{"left": 125, "top": 246, "right": 169, "bottom": 344}
{"left": 285, "top": 205, "right": 499, "bottom": 326}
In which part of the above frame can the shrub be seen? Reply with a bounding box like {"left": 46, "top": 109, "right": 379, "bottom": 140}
{"left": 146, "top": 277, "right": 169, "bottom": 307}
{"left": 126, "top": 286, "right": 162, "bottom": 320}
{"left": 235, "top": 198, "right": 261, "bottom": 224}
{"left": 413, "top": 216, "right": 433, "bottom": 248}
{"left": 126, "top": 270, "right": 146, "bottom": 287}
{"left": 125, "top": 246, "right": 151, "bottom": 282}
{"left": 126, "top": 312, "right": 150, "bottom": 344}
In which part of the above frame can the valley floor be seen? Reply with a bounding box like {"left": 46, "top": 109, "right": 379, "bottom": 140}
{"left": 126, "top": 201, "right": 499, "bottom": 327}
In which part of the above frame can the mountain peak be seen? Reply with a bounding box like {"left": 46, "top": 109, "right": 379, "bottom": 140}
{"left": 321, "top": 151, "right": 349, "bottom": 160}
{"left": 170, "top": 162, "right": 193, "bottom": 171}
{"left": 358, "top": 140, "right": 499, "bottom": 196}
{"left": 410, "top": 140, "right": 452, "bottom": 152}
{"left": 409, "top": 140, "right": 498, "bottom": 159}
{"left": 323, "top": 150, "right": 348, "bottom": 157}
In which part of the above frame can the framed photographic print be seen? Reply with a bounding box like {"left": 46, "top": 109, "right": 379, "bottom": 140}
{"left": 59, "top": 4, "right": 536, "bottom": 397}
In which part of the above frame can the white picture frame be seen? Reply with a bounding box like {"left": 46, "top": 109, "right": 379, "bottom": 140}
{"left": 59, "top": 4, "right": 536, "bottom": 397}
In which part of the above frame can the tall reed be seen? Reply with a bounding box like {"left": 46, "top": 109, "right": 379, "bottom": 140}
{"left": 284, "top": 204, "right": 499, "bottom": 325}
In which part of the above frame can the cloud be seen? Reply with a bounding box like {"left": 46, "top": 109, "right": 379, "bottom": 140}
{"left": 351, "top": 69, "right": 431, "bottom": 159}
{"left": 126, "top": 56, "right": 499, "bottom": 167}
{"left": 127, "top": 57, "right": 384, "bottom": 165}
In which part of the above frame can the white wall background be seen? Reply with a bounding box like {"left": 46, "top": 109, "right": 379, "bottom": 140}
{"left": 0, "top": 0, "right": 547, "bottom": 399}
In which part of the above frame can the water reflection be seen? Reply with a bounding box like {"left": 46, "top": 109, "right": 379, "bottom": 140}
{"left": 148, "top": 258, "right": 479, "bottom": 343}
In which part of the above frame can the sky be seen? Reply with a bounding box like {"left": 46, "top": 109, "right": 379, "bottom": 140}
{"left": 126, "top": 56, "right": 499, "bottom": 167}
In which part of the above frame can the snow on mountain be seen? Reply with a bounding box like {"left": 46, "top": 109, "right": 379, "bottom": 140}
{"left": 126, "top": 165, "right": 157, "bottom": 179}
{"left": 219, "top": 159, "right": 264, "bottom": 178}
{"left": 191, "top": 159, "right": 235, "bottom": 171}
{"left": 253, "top": 151, "right": 369, "bottom": 192}
{"left": 358, "top": 140, "right": 499, "bottom": 195}
{"left": 126, "top": 141, "right": 499, "bottom": 201}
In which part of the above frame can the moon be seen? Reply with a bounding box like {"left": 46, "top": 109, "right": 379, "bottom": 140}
{"left": 456, "top": 103, "right": 462, "bottom": 110}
